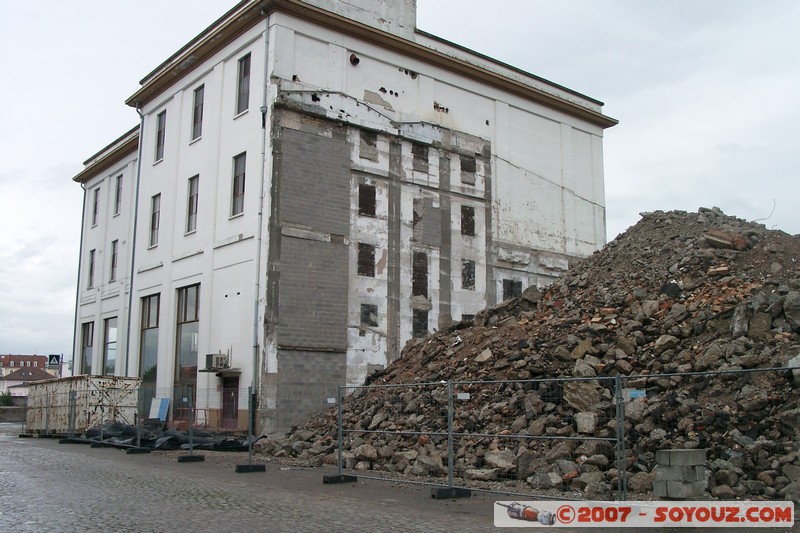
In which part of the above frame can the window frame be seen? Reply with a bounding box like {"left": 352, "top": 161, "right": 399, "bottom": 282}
{"left": 109, "top": 240, "right": 118, "bottom": 282}
{"left": 154, "top": 110, "right": 166, "bottom": 162}
{"left": 113, "top": 175, "right": 122, "bottom": 216}
{"left": 231, "top": 153, "right": 246, "bottom": 217}
{"left": 412, "top": 251, "right": 428, "bottom": 298}
{"left": 236, "top": 54, "right": 251, "bottom": 115}
{"left": 88, "top": 249, "right": 96, "bottom": 288}
{"left": 358, "top": 183, "right": 376, "bottom": 217}
{"left": 139, "top": 293, "right": 160, "bottom": 385}
{"left": 461, "top": 205, "right": 476, "bottom": 236}
{"left": 186, "top": 175, "right": 199, "bottom": 233}
{"left": 91, "top": 187, "right": 99, "bottom": 226}
{"left": 191, "top": 85, "right": 204, "bottom": 141}
{"left": 80, "top": 322, "right": 94, "bottom": 374}
{"left": 357, "top": 243, "right": 376, "bottom": 277}
{"left": 102, "top": 317, "right": 117, "bottom": 376}
{"left": 461, "top": 259, "right": 476, "bottom": 290}
{"left": 149, "top": 194, "right": 161, "bottom": 247}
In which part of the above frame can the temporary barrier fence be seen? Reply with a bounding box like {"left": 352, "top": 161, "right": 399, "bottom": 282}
{"left": 327, "top": 366, "right": 799, "bottom": 502}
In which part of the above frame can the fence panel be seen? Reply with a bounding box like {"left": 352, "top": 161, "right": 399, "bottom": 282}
{"left": 336, "top": 381, "right": 451, "bottom": 486}
{"left": 620, "top": 366, "right": 799, "bottom": 502}
{"left": 451, "top": 376, "right": 623, "bottom": 499}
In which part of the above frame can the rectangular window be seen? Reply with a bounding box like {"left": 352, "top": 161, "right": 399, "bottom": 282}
{"left": 231, "top": 153, "right": 246, "bottom": 216}
{"left": 236, "top": 54, "right": 251, "bottom": 114}
{"left": 80, "top": 322, "right": 94, "bottom": 374}
{"left": 462, "top": 259, "right": 475, "bottom": 290}
{"left": 102, "top": 317, "right": 117, "bottom": 376}
{"left": 503, "top": 279, "right": 523, "bottom": 301}
{"left": 149, "top": 194, "right": 161, "bottom": 247}
{"left": 412, "top": 309, "right": 428, "bottom": 338}
{"left": 113, "top": 175, "right": 122, "bottom": 216}
{"left": 412, "top": 251, "right": 428, "bottom": 297}
{"left": 191, "top": 85, "right": 204, "bottom": 140}
{"left": 88, "top": 249, "right": 96, "bottom": 288}
{"left": 359, "top": 130, "right": 378, "bottom": 161}
{"left": 412, "top": 198, "right": 423, "bottom": 242}
{"left": 357, "top": 243, "right": 375, "bottom": 277}
{"left": 460, "top": 155, "right": 476, "bottom": 185}
{"left": 461, "top": 205, "right": 475, "bottom": 236}
{"left": 175, "top": 284, "right": 200, "bottom": 417}
{"left": 155, "top": 110, "right": 166, "bottom": 161}
{"left": 92, "top": 188, "right": 99, "bottom": 226}
{"left": 360, "top": 303, "right": 378, "bottom": 328}
{"left": 186, "top": 175, "right": 199, "bottom": 233}
{"left": 358, "top": 183, "right": 376, "bottom": 217}
{"left": 412, "top": 142, "right": 428, "bottom": 173}
{"left": 462, "top": 314, "right": 475, "bottom": 322}
{"left": 140, "top": 294, "right": 160, "bottom": 388}
{"left": 109, "top": 240, "right": 118, "bottom": 282}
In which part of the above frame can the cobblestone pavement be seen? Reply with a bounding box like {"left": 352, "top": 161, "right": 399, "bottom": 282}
{"left": 2, "top": 434, "right": 797, "bottom": 532}
{"left": 0, "top": 434, "right": 498, "bottom": 532}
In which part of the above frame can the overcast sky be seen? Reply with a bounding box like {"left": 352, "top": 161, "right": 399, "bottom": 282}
{"left": 1, "top": 0, "right": 798, "bottom": 359}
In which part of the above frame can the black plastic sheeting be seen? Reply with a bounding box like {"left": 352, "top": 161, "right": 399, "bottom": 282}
{"left": 80, "top": 421, "right": 262, "bottom": 451}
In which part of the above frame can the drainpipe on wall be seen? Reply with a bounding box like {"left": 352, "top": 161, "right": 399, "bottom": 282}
{"left": 72, "top": 183, "right": 88, "bottom": 375}
{"left": 252, "top": 12, "right": 270, "bottom": 404}
{"left": 124, "top": 105, "right": 145, "bottom": 377}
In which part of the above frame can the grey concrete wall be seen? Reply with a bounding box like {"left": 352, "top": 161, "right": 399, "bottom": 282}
{"left": 276, "top": 236, "right": 348, "bottom": 349}
{"left": 275, "top": 349, "right": 345, "bottom": 432}
{"left": 278, "top": 127, "right": 350, "bottom": 235}
{"left": 0, "top": 406, "right": 26, "bottom": 422}
{"left": 270, "top": 113, "right": 351, "bottom": 430}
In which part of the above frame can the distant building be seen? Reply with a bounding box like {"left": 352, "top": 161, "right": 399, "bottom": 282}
{"left": 72, "top": 0, "right": 617, "bottom": 434}
{"left": 0, "top": 367, "right": 55, "bottom": 397}
{"left": 0, "top": 355, "right": 59, "bottom": 378}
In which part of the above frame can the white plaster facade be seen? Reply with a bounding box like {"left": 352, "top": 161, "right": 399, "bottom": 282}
{"left": 72, "top": 0, "right": 616, "bottom": 434}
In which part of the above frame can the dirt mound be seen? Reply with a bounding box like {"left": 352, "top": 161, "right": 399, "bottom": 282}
{"left": 258, "top": 207, "right": 800, "bottom": 500}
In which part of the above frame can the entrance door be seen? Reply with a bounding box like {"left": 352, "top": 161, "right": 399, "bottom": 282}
{"left": 222, "top": 377, "right": 239, "bottom": 430}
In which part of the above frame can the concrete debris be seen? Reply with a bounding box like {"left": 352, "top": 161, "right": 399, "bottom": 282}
{"left": 256, "top": 208, "right": 800, "bottom": 501}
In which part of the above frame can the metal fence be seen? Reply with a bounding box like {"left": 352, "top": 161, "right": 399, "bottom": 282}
{"left": 24, "top": 380, "right": 255, "bottom": 439}
{"left": 330, "top": 366, "right": 798, "bottom": 501}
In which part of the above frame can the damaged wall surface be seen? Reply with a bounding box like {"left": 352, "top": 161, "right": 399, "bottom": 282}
{"left": 72, "top": 0, "right": 616, "bottom": 435}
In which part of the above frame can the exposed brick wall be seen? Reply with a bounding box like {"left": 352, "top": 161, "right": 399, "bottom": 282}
{"left": 275, "top": 349, "right": 345, "bottom": 433}
{"left": 270, "top": 114, "right": 352, "bottom": 429}
{"left": 276, "top": 236, "right": 348, "bottom": 349}
{"left": 277, "top": 127, "right": 350, "bottom": 236}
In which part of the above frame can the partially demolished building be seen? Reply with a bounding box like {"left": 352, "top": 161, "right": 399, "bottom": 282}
{"left": 72, "top": 0, "right": 617, "bottom": 434}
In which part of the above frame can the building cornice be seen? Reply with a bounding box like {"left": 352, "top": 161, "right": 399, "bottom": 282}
{"left": 73, "top": 126, "right": 139, "bottom": 184}
{"left": 125, "top": 0, "right": 617, "bottom": 129}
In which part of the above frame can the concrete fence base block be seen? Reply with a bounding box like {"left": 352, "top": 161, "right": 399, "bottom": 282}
{"left": 126, "top": 447, "right": 152, "bottom": 455}
{"left": 323, "top": 474, "right": 358, "bottom": 484}
{"left": 654, "top": 480, "right": 706, "bottom": 499}
{"left": 430, "top": 487, "right": 472, "bottom": 499}
{"left": 655, "top": 448, "right": 706, "bottom": 467}
{"left": 177, "top": 455, "right": 205, "bottom": 463}
{"left": 235, "top": 463, "right": 266, "bottom": 473}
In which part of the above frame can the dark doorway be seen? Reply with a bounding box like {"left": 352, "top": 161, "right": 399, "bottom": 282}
{"left": 222, "top": 376, "right": 239, "bottom": 430}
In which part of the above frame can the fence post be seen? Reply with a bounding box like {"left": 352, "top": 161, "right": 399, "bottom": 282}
{"left": 322, "top": 384, "right": 355, "bottom": 483}
{"left": 337, "top": 385, "right": 344, "bottom": 477}
{"left": 188, "top": 387, "right": 195, "bottom": 455}
{"left": 447, "top": 380, "right": 454, "bottom": 489}
{"left": 45, "top": 392, "right": 50, "bottom": 434}
{"left": 615, "top": 375, "right": 627, "bottom": 500}
{"left": 67, "top": 390, "right": 76, "bottom": 439}
{"left": 235, "top": 385, "right": 265, "bottom": 472}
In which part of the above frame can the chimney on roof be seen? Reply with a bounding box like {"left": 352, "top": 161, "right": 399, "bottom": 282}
{"left": 299, "top": 0, "right": 417, "bottom": 38}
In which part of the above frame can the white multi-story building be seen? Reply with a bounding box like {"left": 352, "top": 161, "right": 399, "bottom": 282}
{"left": 72, "top": 0, "right": 616, "bottom": 434}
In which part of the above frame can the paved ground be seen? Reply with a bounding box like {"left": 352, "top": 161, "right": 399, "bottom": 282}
{"left": 1, "top": 430, "right": 797, "bottom": 532}
{"left": 0, "top": 433, "right": 499, "bottom": 532}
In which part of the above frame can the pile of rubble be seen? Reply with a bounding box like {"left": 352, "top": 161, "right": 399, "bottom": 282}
{"left": 257, "top": 208, "right": 800, "bottom": 501}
